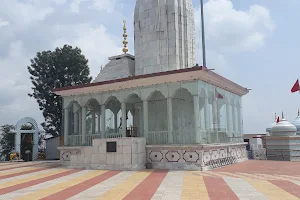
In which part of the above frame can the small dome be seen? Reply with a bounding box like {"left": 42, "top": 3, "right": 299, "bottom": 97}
{"left": 266, "top": 121, "right": 277, "bottom": 133}
{"left": 291, "top": 112, "right": 300, "bottom": 135}
{"left": 291, "top": 115, "right": 300, "bottom": 128}
{"left": 271, "top": 118, "right": 297, "bottom": 136}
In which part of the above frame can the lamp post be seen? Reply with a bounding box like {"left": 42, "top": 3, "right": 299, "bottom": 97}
{"left": 200, "top": 0, "right": 207, "bottom": 68}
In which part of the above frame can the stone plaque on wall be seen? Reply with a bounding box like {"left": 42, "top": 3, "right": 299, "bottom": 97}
{"left": 106, "top": 142, "right": 117, "bottom": 152}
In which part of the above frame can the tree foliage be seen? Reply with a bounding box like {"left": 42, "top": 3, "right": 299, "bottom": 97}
{"left": 28, "top": 45, "right": 92, "bottom": 136}
{"left": 0, "top": 125, "right": 15, "bottom": 161}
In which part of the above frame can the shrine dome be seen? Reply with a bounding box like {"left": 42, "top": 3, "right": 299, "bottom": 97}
{"left": 266, "top": 114, "right": 277, "bottom": 135}
{"left": 291, "top": 109, "right": 300, "bottom": 135}
{"left": 271, "top": 114, "right": 297, "bottom": 136}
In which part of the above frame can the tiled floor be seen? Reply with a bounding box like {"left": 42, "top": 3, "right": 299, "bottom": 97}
{"left": 0, "top": 160, "right": 300, "bottom": 199}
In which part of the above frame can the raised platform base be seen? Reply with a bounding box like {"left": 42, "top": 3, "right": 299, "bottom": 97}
{"left": 58, "top": 137, "right": 146, "bottom": 170}
{"left": 147, "top": 143, "right": 248, "bottom": 170}
{"left": 58, "top": 140, "right": 247, "bottom": 171}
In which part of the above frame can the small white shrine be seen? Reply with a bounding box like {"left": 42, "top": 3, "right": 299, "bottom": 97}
{"left": 263, "top": 112, "right": 300, "bottom": 161}
{"left": 291, "top": 109, "right": 300, "bottom": 135}
{"left": 54, "top": 0, "right": 249, "bottom": 170}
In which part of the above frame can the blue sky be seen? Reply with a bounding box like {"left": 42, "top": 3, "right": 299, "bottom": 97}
{"left": 0, "top": 0, "right": 299, "bottom": 134}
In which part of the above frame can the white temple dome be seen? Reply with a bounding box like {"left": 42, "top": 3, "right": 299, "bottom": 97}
{"left": 291, "top": 110, "right": 300, "bottom": 135}
{"left": 271, "top": 118, "right": 297, "bottom": 136}
{"left": 266, "top": 121, "right": 277, "bottom": 134}
{"left": 266, "top": 113, "right": 277, "bottom": 135}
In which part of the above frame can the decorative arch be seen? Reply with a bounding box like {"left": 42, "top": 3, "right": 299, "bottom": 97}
{"left": 67, "top": 100, "right": 80, "bottom": 109}
{"left": 125, "top": 93, "right": 142, "bottom": 103}
{"left": 85, "top": 98, "right": 100, "bottom": 108}
{"left": 104, "top": 96, "right": 120, "bottom": 105}
{"left": 147, "top": 90, "right": 166, "bottom": 101}
{"left": 15, "top": 117, "right": 39, "bottom": 131}
{"left": 172, "top": 88, "right": 194, "bottom": 144}
{"left": 15, "top": 117, "right": 39, "bottom": 161}
{"left": 172, "top": 88, "right": 193, "bottom": 98}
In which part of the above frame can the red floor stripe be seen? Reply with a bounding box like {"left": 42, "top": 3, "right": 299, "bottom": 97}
{"left": 269, "top": 180, "right": 300, "bottom": 198}
{"left": 0, "top": 169, "right": 80, "bottom": 195}
{"left": 0, "top": 167, "right": 49, "bottom": 180}
{"left": 0, "top": 162, "right": 54, "bottom": 171}
{"left": 41, "top": 171, "right": 121, "bottom": 200}
{"left": 0, "top": 162, "right": 23, "bottom": 167}
{"left": 123, "top": 170, "right": 167, "bottom": 200}
{"left": 203, "top": 176, "right": 239, "bottom": 200}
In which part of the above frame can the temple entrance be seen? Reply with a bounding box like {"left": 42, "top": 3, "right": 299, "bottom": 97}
{"left": 13, "top": 117, "right": 39, "bottom": 161}
{"left": 21, "top": 133, "right": 33, "bottom": 161}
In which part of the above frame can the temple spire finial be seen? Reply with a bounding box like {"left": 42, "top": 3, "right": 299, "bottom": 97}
{"left": 275, "top": 112, "right": 277, "bottom": 121}
{"left": 122, "top": 20, "right": 128, "bottom": 54}
{"left": 100, "top": 65, "right": 103, "bottom": 71}
{"left": 298, "top": 108, "right": 300, "bottom": 116}
{"left": 282, "top": 111, "right": 284, "bottom": 119}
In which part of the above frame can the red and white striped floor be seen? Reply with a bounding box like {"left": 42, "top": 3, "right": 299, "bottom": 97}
{"left": 0, "top": 161, "right": 299, "bottom": 199}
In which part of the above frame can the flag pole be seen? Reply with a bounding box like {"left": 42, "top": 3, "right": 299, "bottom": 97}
{"left": 200, "top": 0, "right": 207, "bottom": 68}
{"left": 299, "top": 78, "right": 300, "bottom": 95}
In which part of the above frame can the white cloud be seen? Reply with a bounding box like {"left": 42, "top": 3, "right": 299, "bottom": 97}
{"left": 70, "top": 0, "right": 117, "bottom": 13}
{"left": 92, "top": 0, "right": 116, "bottom": 13}
{"left": 0, "top": 40, "right": 43, "bottom": 125}
{"left": 53, "top": 23, "right": 122, "bottom": 78}
{"left": 195, "top": 0, "right": 275, "bottom": 55}
{"left": 0, "top": 0, "right": 54, "bottom": 27}
{"left": 0, "top": 18, "right": 9, "bottom": 27}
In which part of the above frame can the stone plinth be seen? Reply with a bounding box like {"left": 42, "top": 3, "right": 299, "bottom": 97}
{"left": 264, "top": 136, "right": 300, "bottom": 161}
{"left": 58, "top": 137, "right": 146, "bottom": 170}
{"left": 146, "top": 143, "right": 247, "bottom": 170}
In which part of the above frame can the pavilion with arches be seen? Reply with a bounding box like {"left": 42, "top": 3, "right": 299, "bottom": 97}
{"left": 54, "top": 67, "right": 249, "bottom": 170}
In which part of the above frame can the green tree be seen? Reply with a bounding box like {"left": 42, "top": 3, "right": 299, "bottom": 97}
{"left": 28, "top": 45, "right": 92, "bottom": 136}
{"left": 0, "top": 125, "right": 15, "bottom": 161}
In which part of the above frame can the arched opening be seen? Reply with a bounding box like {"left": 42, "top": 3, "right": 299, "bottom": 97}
{"left": 68, "top": 101, "right": 81, "bottom": 135}
{"left": 105, "top": 96, "right": 121, "bottom": 138}
{"left": 216, "top": 90, "right": 227, "bottom": 143}
{"left": 20, "top": 123, "right": 34, "bottom": 161}
{"left": 85, "top": 99, "right": 101, "bottom": 135}
{"left": 126, "top": 93, "right": 143, "bottom": 137}
{"left": 14, "top": 117, "right": 39, "bottom": 161}
{"left": 172, "top": 88, "right": 194, "bottom": 144}
{"left": 148, "top": 91, "right": 168, "bottom": 144}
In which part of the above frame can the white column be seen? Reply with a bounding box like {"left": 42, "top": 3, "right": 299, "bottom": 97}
{"left": 81, "top": 106, "right": 87, "bottom": 145}
{"left": 204, "top": 97, "right": 210, "bottom": 143}
{"left": 143, "top": 100, "right": 148, "bottom": 140}
{"left": 232, "top": 104, "right": 236, "bottom": 141}
{"left": 78, "top": 109, "right": 82, "bottom": 135}
{"left": 63, "top": 108, "right": 69, "bottom": 146}
{"left": 32, "top": 130, "right": 39, "bottom": 160}
{"left": 217, "top": 103, "right": 221, "bottom": 129}
{"left": 114, "top": 110, "right": 118, "bottom": 132}
{"left": 15, "top": 132, "right": 21, "bottom": 154}
{"left": 97, "top": 112, "right": 101, "bottom": 134}
{"left": 121, "top": 102, "right": 127, "bottom": 137}
{"left": 226, "top": 103, "right": 232, "bottom": 142}
{"left": 237, "top": 105, "right": 242, "bottom": 142}
{"left": 193, "top": 95, "right": 201, "bottom": 143}
{"left": 91, "top": 111, "right": 96, "bottom": 134}
{"left": 167, "top": 98, "right": 173, "bottom": 144}
{"left": 74, "top": 111, "right": 78, "bottom": 134}
{"left": 212, "top": 98, "right": 218, "bottom": 130}
{"left": 240, "top": 103, "right": 244, "bottom": 134}
{"left": 101, "top": 105, "right": 106, "bottom": 138}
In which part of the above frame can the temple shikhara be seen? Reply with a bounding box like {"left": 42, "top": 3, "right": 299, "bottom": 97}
{"left": 54, "top": 0, "right": 250, "bottom": 170}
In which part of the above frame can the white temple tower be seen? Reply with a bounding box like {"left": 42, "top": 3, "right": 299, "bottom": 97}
{"left": 134, "top": 0, "right": 196, "bottom": 75}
